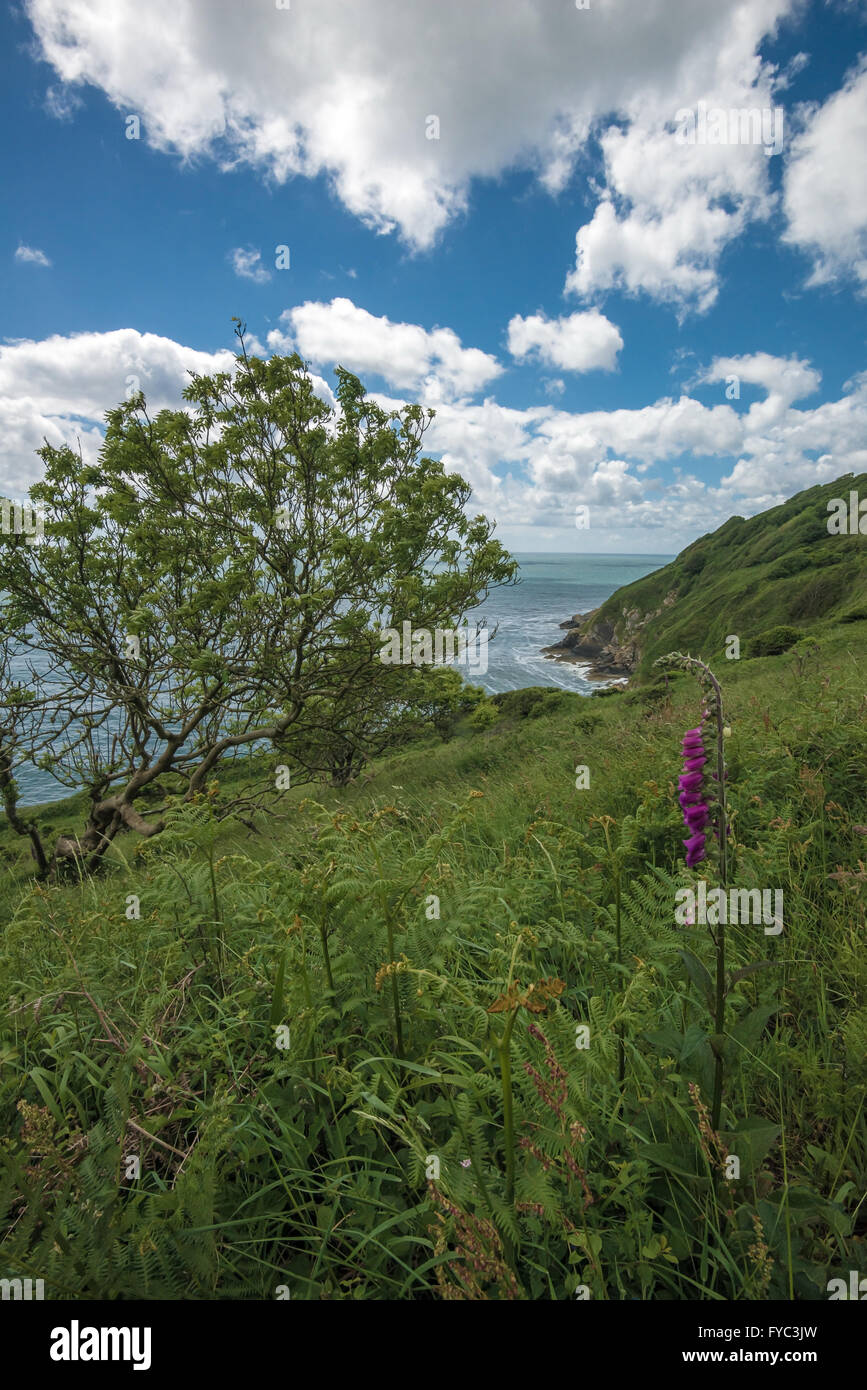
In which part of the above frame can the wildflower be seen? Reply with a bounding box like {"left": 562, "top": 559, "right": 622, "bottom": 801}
{"left": 656, "top": 652, "right": 731, "bottom": 1133}
{"left": 678, "top": 724, "right": 710, "bottom": 867}
{"left": 524, "top": 1021, "right": 568, "bottom": 1121}
{"left": 515, "top": 1201, "right": 546, "bottom": 1219}
{"left": 688, "top": 1081, "right": 726, "bottom": 1170}
{"left": 746, "top": 1211, "right": 774, "bottom": 1297}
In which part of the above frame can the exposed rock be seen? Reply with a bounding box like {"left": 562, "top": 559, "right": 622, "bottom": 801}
{"left": 543, "top": 590, "right": 678, "bottom": 679}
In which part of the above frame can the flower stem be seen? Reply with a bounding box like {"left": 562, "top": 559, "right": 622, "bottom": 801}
{"left": 498, "top": 1008, "right": 519, "bottom": 1209}
{"left": 386, "top": 911, "right": 405, "bottom": 1059}
{"left": 656, "top": 652, "right": 730, "bottom": 1131}
{"left": 701, "top": 662, "right": 728, "bottom": 1132}
{"left": 601, "top": 819, "right": 625, "bottom": 1086}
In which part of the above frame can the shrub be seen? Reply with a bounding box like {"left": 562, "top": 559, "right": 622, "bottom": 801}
{"left": 680, "top": 549, "right": 708, "bottom": 575}
{"left": 770, "top": 546, "right": 844, "bottom": 580}
{"left": 491, "top": 687, "right": 565, "bottom": 720}
{"left": 768, "top": 548, "right": 812, "bottom": 579}
{"left": 787, "top": 570, "right": 847, "bottom": 620}
{"left": 467, "top": 699, "right": 500, "bottom": 730}
{"left": 748, "top": 625, "right": 804, "bottom": 657}
{"left": 624, "top": 679, "right": 672, "bottom": 708}
{"left": 574, "top": 708, "right": 602, "bottom": 734}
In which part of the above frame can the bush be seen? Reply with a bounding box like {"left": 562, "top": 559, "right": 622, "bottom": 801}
{"left": 787, "top": 570, "right": 848, "bottom": 620}
{"left": 467, "top": 699, "right": 500, "bottom": 730}
{"left": 748, "top": 625, "right": 804, "bottom": 657}
{"left": 575, "top": 708, "right": 602, "bottom": 734}
{"left": 625, "top": 677, "right": 673, "bottom": 708}
{"left": 680, "top": 549, "right": 708, "bottom": 575}
{"left": 492, "top": 687, "right": 565, "bottom": 720}
{"left": 771, "top": 548, "right": 845, "bottom": 579}
{"left": 792, "top": 510, "right": 830, "bottom": 545}
{"left": 768, "top": 548, "right": 812, "bottom": 579}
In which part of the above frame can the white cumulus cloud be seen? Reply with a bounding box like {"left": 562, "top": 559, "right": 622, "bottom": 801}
{"left": 3, "top": 329, "right": 866, "bottom": 555}
{"left": 783, "top": 59, "right": 867, "bottom": 289}
{"left": 507, "top": 310, "right": 622, "bottom": 373}
{"left": 24, "top": 0, "right": 797, "bottom": 289}
{"left": 268, "top": 297, "right": 503, "bottom": 398}
{"left": 0, "top": 330, "right": 237, "bottom": 495}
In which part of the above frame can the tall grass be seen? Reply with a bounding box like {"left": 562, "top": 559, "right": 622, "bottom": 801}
{"left": 0, "top": 627, "right": 864, "bottom": 1298}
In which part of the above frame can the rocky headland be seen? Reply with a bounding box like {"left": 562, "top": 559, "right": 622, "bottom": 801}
{"left": 543, "top": 591, "right": 678, "bottom": 680}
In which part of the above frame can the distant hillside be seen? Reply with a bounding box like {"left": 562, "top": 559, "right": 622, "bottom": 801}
{"left": 547, "top": 472, "right": 867, "bottom": 678}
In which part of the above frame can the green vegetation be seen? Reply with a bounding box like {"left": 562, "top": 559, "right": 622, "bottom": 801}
{"left": 1, "top": 612, "right": 864, "bottom": 1299}
{"left": 0, "top": 330, "right": 514, "bottom": 877}
{"left": 748, "top": 626, "right": 804, "bottom": 658}
{"left": 581, "top": 473, "right": 867, "bottom": 675}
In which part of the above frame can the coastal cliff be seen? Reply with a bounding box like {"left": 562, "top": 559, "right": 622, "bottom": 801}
{"left": 542, "top": 471, "right": 867, "bottom": 682}
{"left": 543, "top": 592, "right": 677, "bottom": 679}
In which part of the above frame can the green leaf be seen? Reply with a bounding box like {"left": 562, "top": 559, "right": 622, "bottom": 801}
{"left": 269, "top": 945, "right": 287, "bottom": 1028}
{"left": 719, "top": 1117, "right": 780, "bottom": 1175}
{"left": 640, "top": 1142, "right": 703, "bottom": 1179}
{"left": 644, "top": 1025, "right": 684, "bottom": 1056}
{"left": 680, "top": 1023, "right": 710, "bottom": 1062}
{"left": 356, "top": 1056, "right": 443, "bottom": 1078}
{"left": 568, "top": 1231, "right": 603, "bottom": 1257}
{"left": 729, "top": 1004, "right": 778, "bottom": 1051}
{"left": 679, "top": 949, "right": 715, "bottom": 1011}
{"left": 727, "top": 960, "right": 775, "bottom": 993}
{"left": 28, "top": 1067, "right": 65, "bottom": 1125}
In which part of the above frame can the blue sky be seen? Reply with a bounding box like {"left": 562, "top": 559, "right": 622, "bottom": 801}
{"left": 2, "top": 0, "right": 866, "bottom": 552}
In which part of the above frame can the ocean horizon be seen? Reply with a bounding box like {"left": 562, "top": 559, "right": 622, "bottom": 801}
{"left": 467, "top": 551, "right": 673, "bottom": 695}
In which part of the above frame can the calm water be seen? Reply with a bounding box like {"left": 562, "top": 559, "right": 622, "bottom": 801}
{"left": 6, "top": 552, "right": 671, "bottom": 807}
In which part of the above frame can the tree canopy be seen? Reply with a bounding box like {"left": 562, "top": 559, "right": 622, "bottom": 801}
{"left": 0, "top": 329, "right": 516, "bottom": 875}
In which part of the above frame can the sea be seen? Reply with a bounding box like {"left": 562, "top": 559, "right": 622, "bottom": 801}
{"left": 5, "top": 553, "right": 671, "bottom": 808}
{"left": 467, "top": 552, "right": 672, "bottom": 695}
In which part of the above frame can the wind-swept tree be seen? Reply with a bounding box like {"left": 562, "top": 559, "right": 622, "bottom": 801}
{"left": 0, "top": 328, "right": 515, "bottom": 875}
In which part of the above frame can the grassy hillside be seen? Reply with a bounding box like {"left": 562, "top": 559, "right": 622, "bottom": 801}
{"left": 552, "top": 472, "right": 867, "bottom": 676}
{"left": 1, "top": 608, "right": 865, "bottom": 1299}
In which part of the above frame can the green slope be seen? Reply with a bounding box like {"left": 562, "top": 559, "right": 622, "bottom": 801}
{"left": 553, "top": 472, "right": 867, "bottom": 677}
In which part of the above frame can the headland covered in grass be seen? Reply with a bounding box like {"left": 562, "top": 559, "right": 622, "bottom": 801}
{"left": 546, "top": 473, "right": 867, "bottom": 678}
